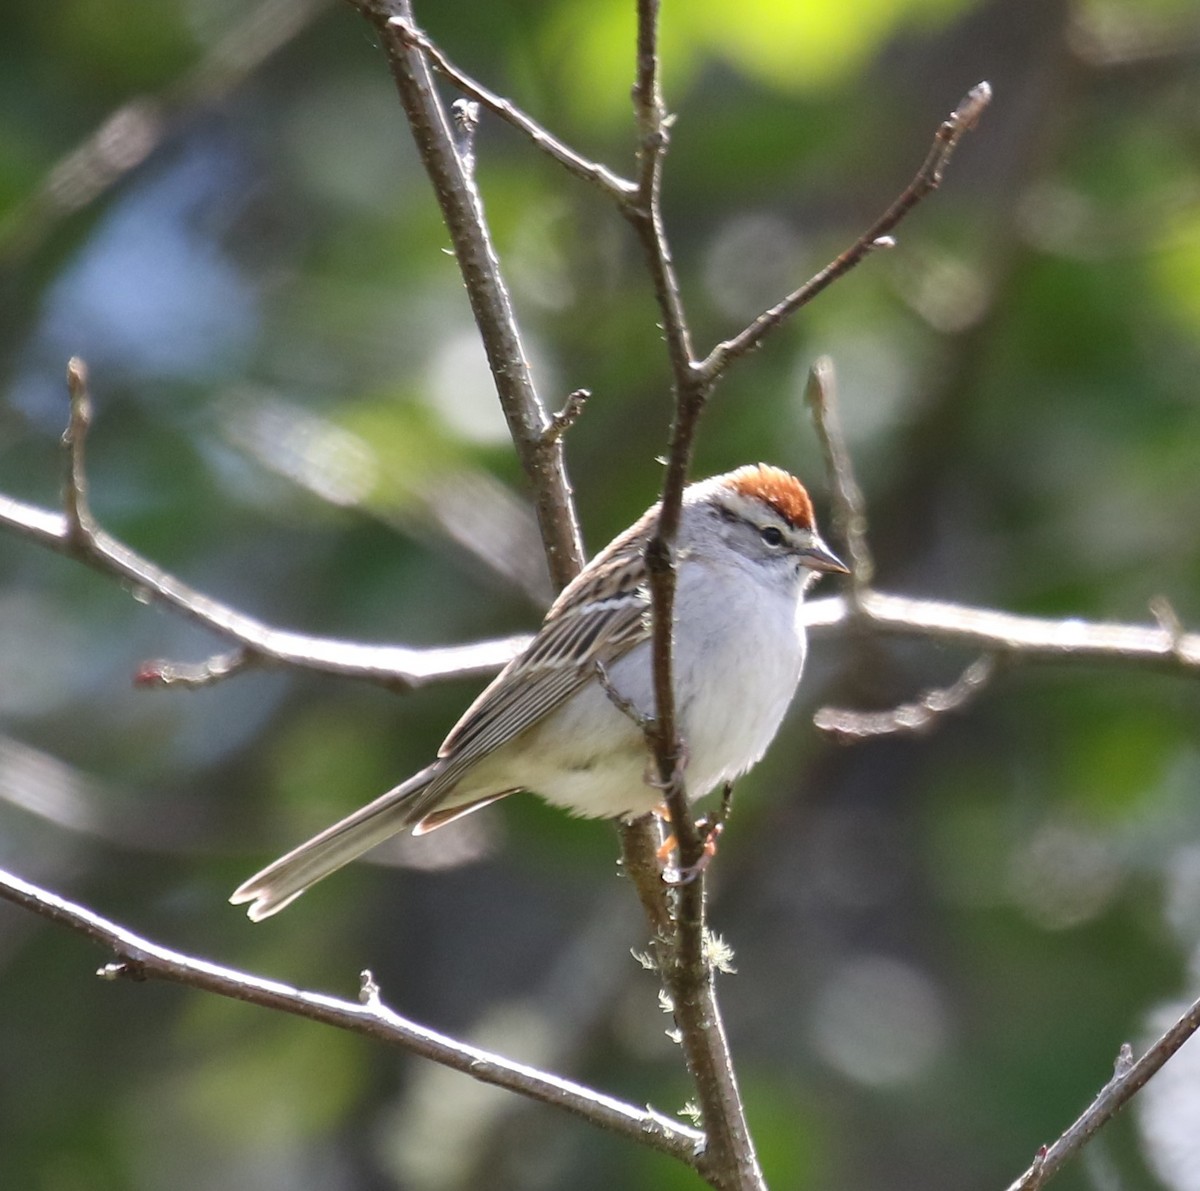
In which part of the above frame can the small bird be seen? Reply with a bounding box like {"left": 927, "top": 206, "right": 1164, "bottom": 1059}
{"left": 232, "top": 464, "right": 846, "bottom": 920}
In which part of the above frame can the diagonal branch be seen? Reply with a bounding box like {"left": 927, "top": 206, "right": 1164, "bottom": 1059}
{"left": 387, "top": 16, "right": 636, "bottom": 201}
{"left": 1005, "top": 989, "right": 1200, "bottom": 1191}
{"left": 1, "top": 359, "right": 529, "bottom": 691}
{"left": 0, "top": 865, "right": 703, "bottom": 1165}
{"left": 351, "top": 0, "right": 585, "bottom": 591}
{"left": 699, "top": 82, "right": 992, "bottom": 383}
{"left": 0, "top": 485, "right": 527, "bottom": 688}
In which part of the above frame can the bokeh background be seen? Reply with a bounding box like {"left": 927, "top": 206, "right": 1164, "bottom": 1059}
{"left": 3, "top": 0, "right": 1200, "bottom": 1188}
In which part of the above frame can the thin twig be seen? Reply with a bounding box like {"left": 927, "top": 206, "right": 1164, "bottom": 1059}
{"left": 10, "top": 458, "right": 1199, "bottom": 692}
{"left": 627, "top": 2, "right": 694, "bottom": 380}
{"left": 134, "top": 649, "right": 253, "bottom": 689}
{"left": 804, "top": 356, "right": 874, "bottom": 595}
{"left": 356, "top": 0, "right": 585, "bottom": 590}
{"left": 387, "top": 17, "right": 636, "bottom": 200}
{"left": 0, "top": 866, "right": 703, "bottom": 1165}
{"left": 1005, "top": 994, "right": 1200, "bottom": 1191}
{"left": 700, "top": 82, "right": 992, "bottom": 383}
{"left": 622, "top": 0, "right": 704, "bottom": 874}
{"left": 62, "top": 357, "right": 96, "bottom": 545}
{"left": 625, "top": 0, "right": 700, "bottom": 849}
{"left": 540, "top": 389, "right": 590, "bottom": 448}
{"left": 814, "top": 655, "right": 996, "bottom": 741}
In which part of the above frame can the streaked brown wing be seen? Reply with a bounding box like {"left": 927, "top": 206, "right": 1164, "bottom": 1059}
{"left": 438, "top": 529, "right": 651, "bottom": 770}
{"left": 397, "top": 598, "right": 647, "bottom": 825}
{"left": 390, "top": 519, "right": 657, "bottom": 828}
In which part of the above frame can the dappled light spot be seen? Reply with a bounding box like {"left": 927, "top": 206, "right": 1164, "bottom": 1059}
{"left": 1006, "top": 817, "right": 1122, "bottom": 931}
{"left": 809, "top": 954, "right": 949, "bottom": 1087}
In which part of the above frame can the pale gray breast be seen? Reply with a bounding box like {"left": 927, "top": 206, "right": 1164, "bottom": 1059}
{"left": 669, "top": 556, "right": 807, "bottom": 794}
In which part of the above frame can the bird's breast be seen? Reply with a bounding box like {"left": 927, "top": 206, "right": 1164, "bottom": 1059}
{"left": 671, "top": 561, "right": 807, "bottom": 793}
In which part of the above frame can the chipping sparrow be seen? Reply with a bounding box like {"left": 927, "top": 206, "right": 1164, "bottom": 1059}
{"left": 232, "top": 464, "right": 846, "bottom": 920}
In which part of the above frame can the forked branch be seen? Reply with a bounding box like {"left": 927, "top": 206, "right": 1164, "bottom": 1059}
{"left": 0, "top": 360, "right": 528, "bottom": 691}
{"left": 351, "top": 0, "right": 585, "bottom": 590}
{"left": 386, "top": 16, "right": 636, "bottom": 200}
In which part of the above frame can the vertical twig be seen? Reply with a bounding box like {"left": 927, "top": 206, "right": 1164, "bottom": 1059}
{"left": 63, "top": 357, "right": 96, "bottom": 547}
{"left": 348, "top": 11, "right": 761, "bottom": 1182}
{"left": 804, "top": 357, "right": 874, "bottom": 600}
{"left": 625, "top": 0, "right": 706, "bottom": 859}
{"left": 620, "top": 5, "right": 765, "bottom": 1188}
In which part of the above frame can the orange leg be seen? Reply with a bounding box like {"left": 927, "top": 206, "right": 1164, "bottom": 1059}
{"left": 652, "top": 803, "right": 677, "bottom": 863}
{"left": 657, "top": 782, "right": 736, "bottom": 885}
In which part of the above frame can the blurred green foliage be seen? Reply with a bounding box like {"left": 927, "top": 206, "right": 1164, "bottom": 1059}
{"left": 3, "top": 0, "right": 1200, "bottom": 1188}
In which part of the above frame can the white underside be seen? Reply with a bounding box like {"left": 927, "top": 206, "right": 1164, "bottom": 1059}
{"left": 444, "top": 553, "right": 809, "bottom": 819}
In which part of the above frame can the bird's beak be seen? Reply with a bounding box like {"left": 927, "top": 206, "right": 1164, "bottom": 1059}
{"left": 800, "top": 537, "right": 850, "bottom": 574}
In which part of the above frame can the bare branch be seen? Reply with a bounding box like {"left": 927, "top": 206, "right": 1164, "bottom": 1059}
{"left": 623, "top": 0, "right": 700, "bottom": 851}
{"left": 10, "top": 433, "right": 1197, "bottom": 699}
{"left": 1006, "top": 993, "right": 1200, "bottom": 1191}
{"left": 612, "top": 7, "right": 768, "bottom": 1188}
{"left": 350, "top": 0, "right": 584, "bottom": 590}
{"left": 134, "top": 650, "right": 253, "bottom": 690}
{"left": 626, "top": 3, "right": 695, "bottom": 382}
{"left": 617, "top": 0, "right": 701, "bottom": 873}
{"left": 0, "top": 865, "right": 703, "bottom": 1165}
{"left": 387, "top": 17, "right": 636, "bottom": 201}
{"left": 804, "top": 357, "right": 874, "bottom": 595}
{"left": 802, "top": 591, "right": 1200, "bottom": 673}
{"left": 0, "top": 485, "right": 527, "bottom": 690}
{"left": 632, "top": 0, "right": 668, "bottom": 201}
{"left": 815, "top": 655, "right": 996, "bottom": 741}
{"left": 540, "top": 389, "right": 591, "bottom": 448}
{"left": 700, "top": 82, "right": 992, "bottom": 383}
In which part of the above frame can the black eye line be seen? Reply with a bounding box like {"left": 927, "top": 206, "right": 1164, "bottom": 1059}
{"left": 714, "top": 503, "right": 789, "bottom": 547}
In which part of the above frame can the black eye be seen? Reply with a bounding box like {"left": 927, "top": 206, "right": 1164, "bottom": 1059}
{"left": 759, "top": 525, "right": 785, "bottom": 547}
